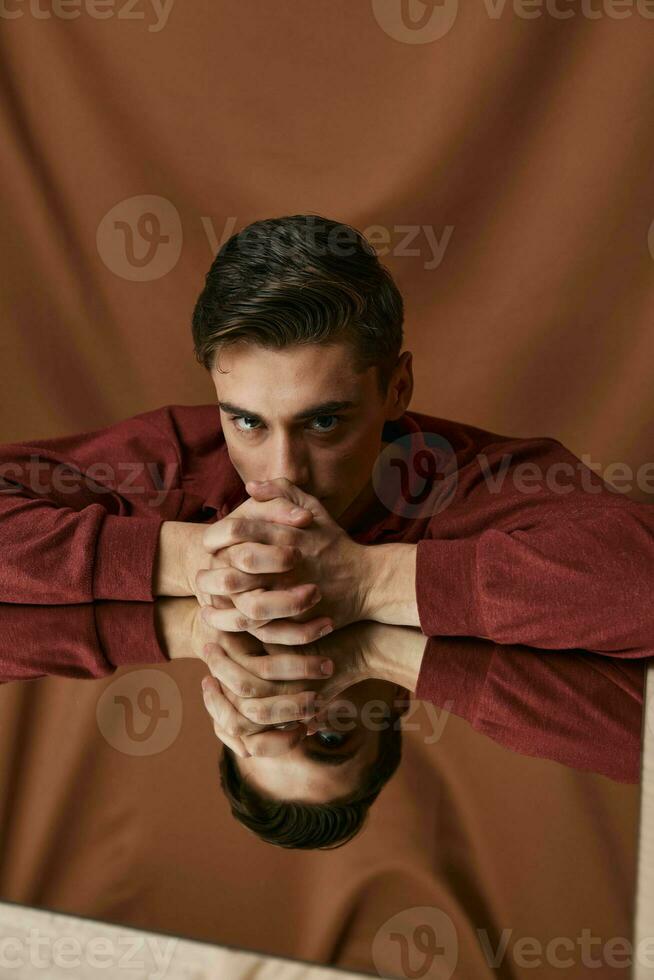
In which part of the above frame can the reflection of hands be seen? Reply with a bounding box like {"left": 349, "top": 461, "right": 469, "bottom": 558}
{"left": 201, "top": 621, "right": 380, "bottom": 757}
{"left": 198, "top": 478, "right": 371, "bottom": 644}
{"left": 200, "top": 633, "right": 324, "bottom": 759}
{"left": 154, "top": 597, "right": 335, "bottom": 758}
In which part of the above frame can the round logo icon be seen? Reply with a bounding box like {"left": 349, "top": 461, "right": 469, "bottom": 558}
{"left": 372, "top": 906, "right": 459, "bottom": 979}
{"left": 373, "top": 431, "right": 458, "bottom": 520}
{"left": 96, "top": 194, "right": 183, "bottom": 281}
{"left": 96, "top": 669, "right": 183, "bottom": 756}
{"left": 371, "top": 0, "right": 459, "bottom": 44}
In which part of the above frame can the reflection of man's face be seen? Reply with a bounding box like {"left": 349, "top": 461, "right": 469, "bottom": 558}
{"left": 210, "top": 340, "right": 403, "bottom": 528}
{"left": 236, "top": 680, "right": 404, "bottom": 803}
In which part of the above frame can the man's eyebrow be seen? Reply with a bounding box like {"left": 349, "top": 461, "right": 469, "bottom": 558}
{"left": 217, "top": 400, "right": 358, "bottom": 421}
{"left": 303, "top": 748, "right": 359, "bottom": 767}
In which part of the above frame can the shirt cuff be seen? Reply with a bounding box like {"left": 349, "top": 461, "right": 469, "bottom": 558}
{"left": 92, "top": 516, "right": 164, "bottom": 601}
{"left": 415, "top": 537, "right": 484, "bottom": 637}
{"left": 94, "top": 601, "right": 170, "bottom": 668}
{"left": 414, "top": 635, "right": 494, "bottom": 722}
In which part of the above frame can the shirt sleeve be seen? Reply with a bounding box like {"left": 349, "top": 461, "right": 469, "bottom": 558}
{"left": 0, "top": 601, "right": 169, "bottom": 684}
{"left": 414, "top": 634, "right": 645, "bottom": 783}
{"left": 0, "top": 410, "right": 185, "bottom": 603}
{"left": 414, "top": 436, "right": 654, "bottom": 658}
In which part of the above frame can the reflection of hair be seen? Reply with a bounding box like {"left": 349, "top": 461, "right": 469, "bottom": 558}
{"left": 191, "top": 213, "right": 404, "bottom": 397}
{"left": 219, "top": 721, "right": 403, "bottom": 849}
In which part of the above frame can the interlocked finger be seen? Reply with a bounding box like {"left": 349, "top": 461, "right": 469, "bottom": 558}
{"left": 200, "top": 603, "right": 272, "bottom": 633}
{"left": 212, "top": 717, "right": 250, "bottom": 758}
{"left": 230, "top": 583, "right": 321, "bottom": 621}
{"left": 235, "top": 689, "right": 319, "bottom": 727}
{"left": 204, "top": 643, "right": 332, "bottom": 686}
{"left": 222, "top": 541, "right": 301, "bottom": 575}
{"left": 201, "top": 676, "right": 266, "bottom": 738}
{"left": 245, "top": 616, "right": 334, "bottom": 646}
{"left": 202, "top": 514, "right": 308, "bottom": 554}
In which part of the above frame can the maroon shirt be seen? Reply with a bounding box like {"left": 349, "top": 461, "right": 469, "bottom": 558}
{"left": 0, "top": 403, "right": 651, "bottom": 778}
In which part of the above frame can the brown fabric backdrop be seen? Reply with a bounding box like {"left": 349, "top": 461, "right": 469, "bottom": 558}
{"left": 0, "top": 2, "right": 651, "bottom": 976}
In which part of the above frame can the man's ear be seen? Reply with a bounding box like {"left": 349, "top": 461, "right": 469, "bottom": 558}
{"left": 386, "top": 351, "right": 414, "bottom": 421}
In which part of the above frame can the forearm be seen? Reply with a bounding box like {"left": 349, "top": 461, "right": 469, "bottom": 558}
{"left": 360, "top": 542, "right": 420, "bottom": 628}
{"left": 414, "top": 634, "right": 644, "bottom": 783}
{"left": 414, "top": 510, "right": 654, "bottom": 655}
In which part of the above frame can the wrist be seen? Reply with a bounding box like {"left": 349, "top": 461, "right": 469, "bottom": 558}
{"left": 153, "top": 597, "right": 197, "bottom": 660}
{"left": 154, "top": 521, "right": 207, "bottom": 596}
{"left": 365, "top": 622, "right": 429, "bottom": 693}
{"left": 360, "top": 542, "right": 420, "bottom": 627}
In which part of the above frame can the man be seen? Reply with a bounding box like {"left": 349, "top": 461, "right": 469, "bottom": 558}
{"left": 0, "top": 214, "right": 652, "bottom": 847}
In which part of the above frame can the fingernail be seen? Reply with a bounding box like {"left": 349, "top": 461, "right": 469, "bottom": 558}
{"left": 319, "top": 624, "right": 333, "bottom": 638}
{"left": 320, "top": 659, "right": 334, "bottom": 675}
{"left": 290, "top": 507, "right": 307, "bottom": 518}
{"left": 201, "top": 677, "right": 210, "bottom": 692}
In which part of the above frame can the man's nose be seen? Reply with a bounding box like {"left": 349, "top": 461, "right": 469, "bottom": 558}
{"left": 265, "top": 435, "right": 310, "bottom": 489}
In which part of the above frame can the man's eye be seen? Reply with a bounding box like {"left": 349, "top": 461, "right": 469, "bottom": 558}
{"left": 309, "top": 415, "right": 341, "bottom": 433}
{"left": 230, "top": 415, "right": 261, "bottom": 433}
{"left": 314, "top": 730, "right": 348, "bottom": 748}
{"left": 229, "top": 414, "right": 342, "bottom": 434}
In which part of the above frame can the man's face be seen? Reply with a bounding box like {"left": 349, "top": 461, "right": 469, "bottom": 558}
{"left": 236, "top": 679, "right": 403, "bottom": 803}
{"left": 210, "top": 340, "right": 410, "bottom": 526}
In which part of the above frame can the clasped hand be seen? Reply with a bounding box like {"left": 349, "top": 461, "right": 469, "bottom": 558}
{"left": 194, "top": 478, "right": 371, "bottom": 645}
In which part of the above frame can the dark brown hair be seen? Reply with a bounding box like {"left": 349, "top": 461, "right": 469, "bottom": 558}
{"left": 219, "top": 721, "right": 403, "bottom": 849}
{"left": 191, "top": 214, "right": 404, "bottom": 396}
